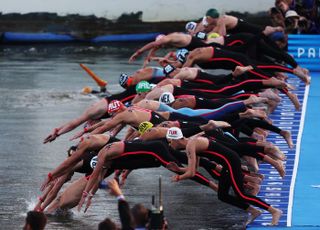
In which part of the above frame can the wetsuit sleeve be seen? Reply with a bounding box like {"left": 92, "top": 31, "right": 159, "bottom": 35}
{"left": 118, "top": 199, "right": 135, "bottom": 230}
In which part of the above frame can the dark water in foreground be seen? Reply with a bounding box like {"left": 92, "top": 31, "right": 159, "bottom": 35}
{"left": 0, "top": 45, "right": 246, "bottom": 230}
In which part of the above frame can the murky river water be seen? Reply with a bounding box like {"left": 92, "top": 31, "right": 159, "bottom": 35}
{"left": 0, "top": 45, "right": 246, "bottom": 230}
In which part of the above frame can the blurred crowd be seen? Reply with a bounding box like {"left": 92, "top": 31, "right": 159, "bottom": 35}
{"left": 269, "top": 0, "right": 320, "bottom": 46}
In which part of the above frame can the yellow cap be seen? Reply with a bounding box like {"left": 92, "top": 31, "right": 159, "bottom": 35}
{"left": 82, "top": 86, "right": 93, "bottom": 94}
{"left": 138, "top": 121, "right": 154, "bottom": 135}
{"left": 208, "top": 32, "right": 220, "bottom": 39}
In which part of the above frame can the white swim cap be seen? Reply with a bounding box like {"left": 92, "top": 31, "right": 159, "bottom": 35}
{"left": 159, "top": 92, "right": 175, "bottom": 104}
{"left": 166, "top": 127, "right": 184, "bottom": 140}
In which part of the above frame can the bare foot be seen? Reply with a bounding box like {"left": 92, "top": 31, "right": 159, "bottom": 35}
{"left": 166, "top": 162, "right": 183, "bottom": 173}
{"left": 275, "top": 72, "right": 288, "bottom": 81}
{"left": 245, "top": 95, "right": 268, "bottom": 105}
{"left": 267, "top": 77, "right": 288, "bottom": 89}
{"left": 270, "top": 208, "right": 283, "bottom": 226}
{"left": 249, "top": 182, "right": 261, "bottom": 196}
{"left": 293, "top": 66, "right": 311, "bottom": 85}
{"left": 246, "top": 207, "right": 262, "bottom": 225}
{"left": 244, "top": 174, "right": 262, "bottom": 184}
{"left": 275, "top": 160, "right": 286, "bottom": 178}
{"left": 202, "top": 120, "right": 231, "bottom": 131}
{"left": 209, "top": 181, "right": 218, "bottom": 192}
{"left": 280, "top": 130, "right": 294, "bottom": 149}
{"left": 265, "top": 145, "right": 286, "bottom": 161}
{"left": 241, "top": 109, "right": 267, "bottom": 119}
{"left": 233, "top": 65, "right": 253, "bottom": 77}
{"left": 252, "top": 132, "right": 265, "bottom": 141}
{"left": 259, "top": 89, "right": 281, "bottom": 102}
{"left": 287, "top": 92, "right": 301, "bottom": 111}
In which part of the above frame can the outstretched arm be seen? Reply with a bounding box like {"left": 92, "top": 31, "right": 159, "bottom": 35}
{"left": 43, "top": 99, "right": 107, "bottom": 143}
{"left": 172, "top": 139, "right": 198, "bottom": 181}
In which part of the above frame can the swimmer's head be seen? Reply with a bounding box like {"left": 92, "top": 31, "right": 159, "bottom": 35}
{"left": 166, "top": 127, "right": 184, "bottom": 140}
{"left": 82, "top": 86, "right": 93, "bottom": 95}
{"left": 107, "top": 100, "right": 125, "bottom": 116}
{"left": 185, "top": 21, "right": 197, "bottom": 33}
{"left": 135, "top": 80, "right": 151, "bottom": 93}
{"left": 206, "top": 8, "right": 220, "bottom": 19}
{"left": 208, "top": 32, "right": 220, "bottom": 39}
{"left": 205, "top": 8, "right": 220, "bottom": 25}
{"left": 176, "top": 49, "right": 189, "bottom": 64}
{"left": 119, "top": 73, "right": 133, "bottom": 88}
{"left": 159, "top": 92, "right": 175, "bottom": 105}
{"left": 67, "top": 145, "right": 77, "bottom": 157}
{"left": 166, "top": 127, "right": 185, "bottom": 149}
{"left": 138, "top": 121, "right": 154, "bottom": 135}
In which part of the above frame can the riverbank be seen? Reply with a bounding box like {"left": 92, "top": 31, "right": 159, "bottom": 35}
{"left": 0, "top": 11, "right": 271, "bottom": 39}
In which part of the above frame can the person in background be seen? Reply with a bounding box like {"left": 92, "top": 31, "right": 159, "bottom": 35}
{"left": 23, "top": 211, "right": 47, "bottom": 230}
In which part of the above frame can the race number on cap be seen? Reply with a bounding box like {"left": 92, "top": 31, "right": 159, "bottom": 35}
{"left": 163, "top": 64, "right": 175, "bottom": 76}
{"left": 90, "top": 156, "right": 98, "bottom": 169}
{"left": 159, "top": 92, "right": 175, "bottom": 104}
{"left": 166, "top": 127, "right": 184, "bottom": 140}
{"left": 108, "top": 100, "right": 123, "bottom": 115}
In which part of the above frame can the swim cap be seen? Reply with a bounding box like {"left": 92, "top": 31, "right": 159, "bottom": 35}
{"left": 176, "top": 48, "right": 189, "bottom": 63}
{"left": 206, "top": 8, "right": 220, "bottom": 18}
{"left": 135, "top": 80, "right": 151, "bottom": 93}
{"left": 166, "top": 127, "right": 184, "bottom": 140}
{"left": 163, "top": 64, "right": 176, "bottom": 76}
{"left": 119, "top": 73, "right": 129, "bottom": 88}
{"left": 82, "top": 86, "right": 92, "bottom": 94}
{"left": 138, "top": 121, "right": 154, "bottom": 135}
{"left": 107, "top": 100, "right": 124, "bottom": 115}
{"left": 185, "top": 21, "right": 197, "bottom": 32}
{"left": 90, "top": 156, "right": 98, "bottom": 169}
{"left": 208, "top": 32, "right": 220, "bottom": 39}
{"left": 159, "top": 92, "right": 175, "bottom": 104}
{"left": 67, "top": 145, "right": 77, "bottom": 157}
{"left": 195, "top": 31, "right": 207, "bottom": 40}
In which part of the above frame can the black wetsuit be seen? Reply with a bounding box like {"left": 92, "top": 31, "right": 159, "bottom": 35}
{"left": 102, "top": 140, "right": 212, "bottom": 187}
{"left": 222, "top": 33, "right": 298, "bottom": 68}
{"left": 200, "top": 140, "right": 271, "bottom": 210}
{"left": 182, "top": 36, "right": 213, "bottom": 51}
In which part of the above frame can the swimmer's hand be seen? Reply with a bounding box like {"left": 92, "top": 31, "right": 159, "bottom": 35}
{"left": 43, "top": 128, "right": 59, "bottom": 144}
{"left": 78, "top": 191, "right": 93, "bottom": 212}
{"left": 70, "top": 130, "right": 85, "bottom": 141}
{"left": 129, "top": 52, "right": 140, "bottom": 63}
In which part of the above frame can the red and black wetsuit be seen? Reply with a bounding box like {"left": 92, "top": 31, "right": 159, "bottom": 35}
{"left": 198, "top": 47, "right": 295, "bottom": 79}
{"left": 200, "top": 140, "right": 271, "bottom": 210}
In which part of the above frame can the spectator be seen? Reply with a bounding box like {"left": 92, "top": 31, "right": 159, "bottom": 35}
{"left": 285, "top": 10, "right": 300, "bottom": 33}
{"left": 131, "top": 204, "right": 149, "bottom": 230}
{"left": 23, "top": 211, "right": 47, "bottom": 230}
{"left": 98, "top": 218, "right": 118, "bottom": 230}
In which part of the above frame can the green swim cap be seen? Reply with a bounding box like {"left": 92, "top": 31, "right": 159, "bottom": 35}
{"left": 206, "top": 8, "right": 220, "bottom": 18}
{"left": 136, "top": 80, "right": 151, "bottom": 93}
